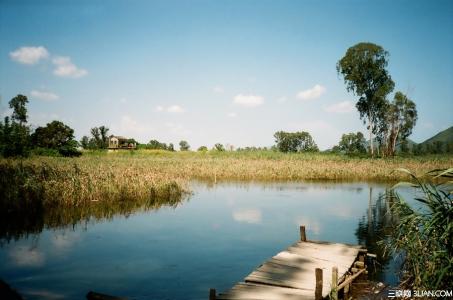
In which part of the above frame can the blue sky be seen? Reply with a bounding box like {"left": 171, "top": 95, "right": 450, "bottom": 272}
{"left": 1, "top": 0, "right": 452, "bottom": 150}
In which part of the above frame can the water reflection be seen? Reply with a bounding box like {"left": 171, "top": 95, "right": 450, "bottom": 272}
{"left": 0, "top": 194, "right": 187, "bottom": 244}
{"left": 1, "top": 181, "right": 404, "bottom": 300}
{"left": 355, "top": 187, "right": 401, "bottom": 285}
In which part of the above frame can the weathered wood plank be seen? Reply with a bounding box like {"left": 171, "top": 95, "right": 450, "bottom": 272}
{"left": 217, "top": 282, "right": 313, "bottom": 300}
{"left": 215, "top": 236, "right": 365, "bottom": 300}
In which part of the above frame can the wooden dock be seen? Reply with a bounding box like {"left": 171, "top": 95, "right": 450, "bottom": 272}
{"left": 211, "top": 226, "right": 367, "bottom": 300}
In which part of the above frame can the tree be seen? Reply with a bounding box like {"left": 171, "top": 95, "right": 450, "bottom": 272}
{"left": 89, "top": 126, "right": 109, "bottom": 149}
{"left": 214, "top": 143, "right": 225, "bottom": 151}
{"left": 148, "top": 139, "right": 168, "bottom": 150}
{"left": 197, "top": 146, "right": 208, "bottom": 151}
{"left": 80, "top": 136, "right": 90, "bottom": 149}
{"left": 383, "top": 92, "right": 417, "bottom": 156}
{"left": 0, "top": 95, "right": 31, "bottom": 157}
{"left": 9, "top": 94, "right": 28, "bottom": 125}
{"left": 179, "top": 140, "right": 190, "bottom": 151}
{"left": 338, "top": 132, "right": 366, "bottom": 155}
{"left": 274, "top": 131, "right": 318, "bottom": 152}
{"left": 31, "top": 120, "right": 80, "bottom": 156}
{"left": 168, "top": 143, "right": 175, "bottom": 151}
{"left": 337, "top": 43, "right": 395, "bottom": 156}
{"left": 31, "top": 121, "right": 75, "bottom": 149}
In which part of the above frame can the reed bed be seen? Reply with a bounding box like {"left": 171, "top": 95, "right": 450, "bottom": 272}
{"left": 84, "top": 150, "right": 452, "bottom": 182}
{"left": 1, "top": 150, "right": 451, "bottom": 209}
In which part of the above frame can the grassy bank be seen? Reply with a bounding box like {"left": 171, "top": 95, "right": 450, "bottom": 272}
{"left": 0, "top": 150, "right": 451, "bottom": 209}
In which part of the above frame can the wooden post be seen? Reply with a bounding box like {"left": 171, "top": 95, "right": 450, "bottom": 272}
{"left": 359, "top": 254, "right": 365, "bottom": 263}
{"left": 331, "top": 266, "right": 338, "bottom": 300}
{"left": 344, "top": 274, "right": 350, "bottom": 299}
{"left": 315, "top": 268, "right": 323, "bottom": 300}
{"left": 300, "top": 225, "right": 306, "bottom": 242}
{"left": 209, "top": 288, "right": 216, "bottom": 300}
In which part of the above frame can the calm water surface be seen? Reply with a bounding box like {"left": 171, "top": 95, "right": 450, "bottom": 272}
{"left": 0, "top": 181, "right": 408, "bottom": 299}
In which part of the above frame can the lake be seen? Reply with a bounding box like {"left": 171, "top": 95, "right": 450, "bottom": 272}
{"left": 0, "top": 181, "right": 408, "bottom": 299}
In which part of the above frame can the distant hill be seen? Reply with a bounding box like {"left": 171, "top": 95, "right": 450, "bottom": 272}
{"left": 420, "top": 126, "right": 453, "bottom": 146}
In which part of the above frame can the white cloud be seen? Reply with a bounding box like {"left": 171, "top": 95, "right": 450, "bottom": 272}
{"left": 10, "top": 46, "right": 49, "bottom": 64}
{"left": 167, "top": 105, "right": 184, "bottom": 113}
{"left": 9, "top": 246, "right": 45, "bottom": 267}
{"left": 232, "top": 209, "right": 262, "bottom": 224}
{"left": 277, "top": 97, "right": 287, "bottom": 103}
{"left": 324, "top": 101, "right": 354, "bottom": 113}
{"left": 213, "top": 86, "right": 224, "bottom": 93}
{"left": 227, "top": 112, "right": 237, "bottom": 118}
{"left": 156, "top": 105, "right": 185, "bottom": 113}
{"left": 233, "top": 94, "right": 264, "bottom": 107}
{"left": 297, "top": 84, "right": 326, "bottom": 101}
{"left": 52, "top": 56, "right": 87, "bottom": 78}
{"left": 30, "top": 90, "right": 59, "bottom": 101}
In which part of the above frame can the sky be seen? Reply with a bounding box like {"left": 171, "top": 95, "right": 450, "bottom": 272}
{"left": 1, "top": 0, "right": 452, "bottom": 150}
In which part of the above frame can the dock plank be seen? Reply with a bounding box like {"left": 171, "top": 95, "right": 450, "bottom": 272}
{"left": 216, "top": 240, "right": 364, "bottom": 300}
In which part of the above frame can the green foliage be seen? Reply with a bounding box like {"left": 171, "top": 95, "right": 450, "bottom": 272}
{"left": 337, "top": 42, "right": 395, "bottom": 156}
{"left": 179, "top": 140, "right": 190, "bottom": 151}
{"left": 0, "top": 95, "right": 31, "bottom": 157}
{"left": 380, "top": 92, "right": 418, "bottom": 156}
{"left": 274, "top": 131, "right": 318, "bottom": 153}
{"left": 382, "top": 169, "right": 453, "bottom": 289}
{"left": 80, "top": 136, "right": 90, "bottom": 149}
{"left": 9, "top": 94, "right": 28, "bottom": 125}
{"left": 338, "top": 132, "right": 366, "bottom": 155}
{"left": 213, "top": 143, "right": 225, "bottom": 151}
{"left": 85, "top": 126, "right": 109, "bottom": 149}
{"left": 30, "top": 147, "right": 61, "bottom": 157}
{"left": 197, "top": 146, "right": 208, "bottom": 152}
{"left": 147, "top": 139, "right": 170, "bottom": 150}
{"left": 30, "top": 120, "right": 80, "bottom": 157}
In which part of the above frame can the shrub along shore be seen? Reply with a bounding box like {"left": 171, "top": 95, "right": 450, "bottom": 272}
{"left": 1, "top": 150, "right": 452, "bottom": 209}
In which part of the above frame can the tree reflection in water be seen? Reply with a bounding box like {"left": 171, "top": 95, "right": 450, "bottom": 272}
{"left": 0, "top": 193, "right": 187, "bottom": 244}
{"left": 355, "top": 187, "right": 401, "bottom": 285}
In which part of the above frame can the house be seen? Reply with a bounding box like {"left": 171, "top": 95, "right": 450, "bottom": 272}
{"left": 108, "top": 135, "right": 137, "bottom": 150}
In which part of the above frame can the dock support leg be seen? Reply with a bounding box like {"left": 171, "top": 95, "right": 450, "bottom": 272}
{"left": 300, "top": 225, "right": 306, "bottom": 242}
{"left": 331, "top": 266, "right": 338, "bottom": 300}
{"left": 315, "top": 268, "right": 323, "bottom": 300}
{"left": 344, "top": 274, "right": 350, "bottom": 299}
{"left": 209, "top": 288, "right": 216, "bottom": 300}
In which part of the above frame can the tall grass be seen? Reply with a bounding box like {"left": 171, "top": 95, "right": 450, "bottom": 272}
{"left": 1, "top": 150, "right": 451, "bottom": 210}
{"left": 382, "top": 168, "right": 452, "bottom": 290}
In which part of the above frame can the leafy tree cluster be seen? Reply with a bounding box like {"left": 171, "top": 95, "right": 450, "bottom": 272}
{"left": 337, "top": 42, "right": 418, "bottom": 157}
{"left": 333, "top": 132, "right": 367, "bottom": 155}
{"left": 80, "top": 126, "right": 110, "bottom": 150}
{"left": 0, "top": 95, "right": 80, "bottom": 157}
{"left": 139, "top": 139, "right": 174, "bottom": 151}
{"left": 179, "top": 140, "right": 190, "bottom": 151}
{"left": 274, "top": 131, "right": 318, "bottom": 153}
{"left": 31, "top": 121, "right": 80, "bottom": 157}
{"left": 0, "top": 95, "right": 31, "bottom": 157}
{"left": 213, "top": 143, "right": 225, "bottom": 151}
{"left": 236, "top": 146, "right": 271, "bottom": 151}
